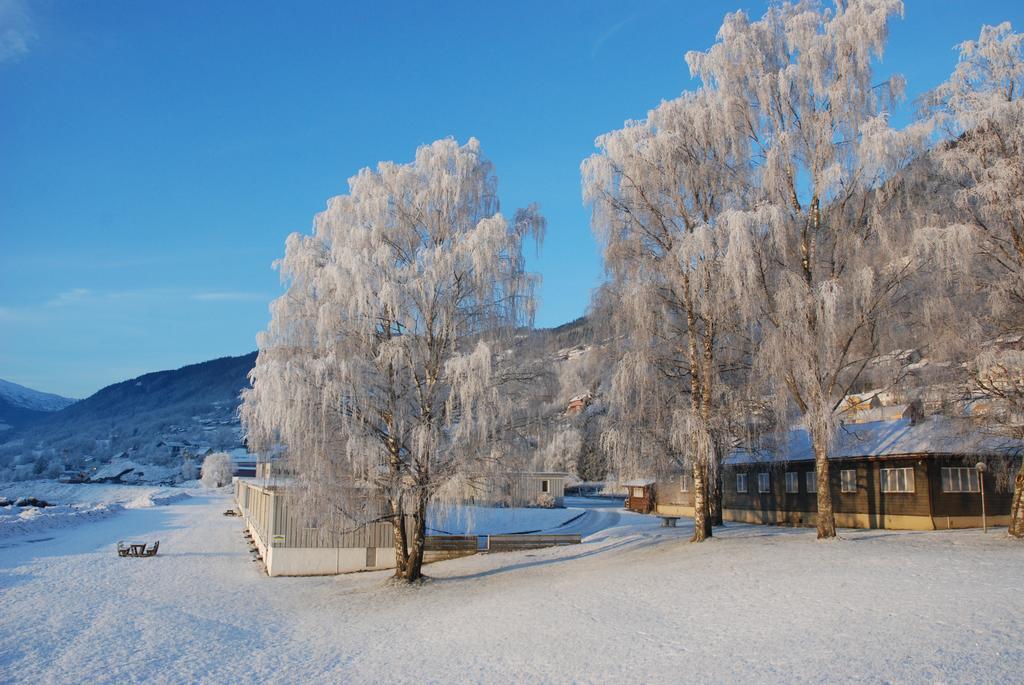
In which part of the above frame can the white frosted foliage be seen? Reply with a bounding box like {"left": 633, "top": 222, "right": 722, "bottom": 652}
{"left": 241, "top": 138, "right": 544, "bottom": 579}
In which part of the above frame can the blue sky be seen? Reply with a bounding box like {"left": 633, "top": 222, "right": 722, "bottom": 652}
{"left": 2, "top": 0, "right": 1023, "bottom": 398}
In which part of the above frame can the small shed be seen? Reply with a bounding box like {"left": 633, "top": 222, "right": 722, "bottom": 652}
{"left": 623, "top": 479, "right": 656, "bottom": 514}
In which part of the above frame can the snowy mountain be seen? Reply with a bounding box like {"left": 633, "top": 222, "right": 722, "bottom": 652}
{"left": 0, "top": 319, "right": 607, "bottom": 482}
{"left": 0, "top": 379, "right": 78, "bottom": 432}
{"left": 0, "top": 379, "right": 77, "bottom": 413}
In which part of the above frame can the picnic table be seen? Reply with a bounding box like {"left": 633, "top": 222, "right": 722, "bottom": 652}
{"left": 116, "top": 541, "right": 159, "bottom": 557}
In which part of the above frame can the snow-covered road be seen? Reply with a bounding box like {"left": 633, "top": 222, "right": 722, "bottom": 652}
{"left": 1, "top": 491, "right": 1023, "bottom": 684}
{"left": 540, "top": 496, "right": 627, "bottom": 537}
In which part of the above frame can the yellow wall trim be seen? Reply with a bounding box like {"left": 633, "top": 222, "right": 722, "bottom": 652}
{"left": 655, "top": 504, "right": 695, "bottom": 517}
{"left": 932, "top": 515, "right": 1009, "bottom": 530}
{"left": 722, "top": 508, "right": 936, "bottom": 531}
{"left": 659, "top": 504, "right": 1007, "bottom": 531}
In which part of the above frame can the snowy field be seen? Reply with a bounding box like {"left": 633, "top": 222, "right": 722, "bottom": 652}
{"left": 0, "top": 481, "right": 193, "bottom": 541}
{"left": 1, "top": 491, "right": 1022, "bottom": 684}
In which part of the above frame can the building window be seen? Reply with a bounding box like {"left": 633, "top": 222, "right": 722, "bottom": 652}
{"left": 758, "top": 472, "right": 770, "bottom": 493}
{"left": 942, "top": 467, "right": 980, "bottom": 493}
{"left": 881, "top": 467, "right": 915, "bottom": 493}
{"left": 680, "top": 475, "right": 691, "bottom": 492}
{"left": 806, "top": 471, "right": 817, "bottom": 494}
{"left": 785, "top": 472, "right": 799, "bottom": 494}
{"left": 841, "top": 469, "right": 857, "bottom": 493}
{"left": 541, "top": 480, "right": 550, "bottom": 493}
{"left": 736, "top": 473, "right": 748, "bottom": 494}
{"left": 631, "top": 486, "right": 644, "bottom": 498}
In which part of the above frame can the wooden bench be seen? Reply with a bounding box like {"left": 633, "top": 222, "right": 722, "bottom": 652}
{"left": 658, "top": 516, "right": 679, "bottom": 527}
{"left": 424, "top": 535, "right": 479, "bottom": 562}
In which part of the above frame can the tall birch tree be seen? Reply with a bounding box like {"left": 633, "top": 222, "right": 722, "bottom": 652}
{"left": 923, "top": 23, "right": 1024, "bottom": 537}
{"left": 688, "top": 0, "right": 925, "bottom": 538}
{"left": 583, "top": 90, "right": 747, "bottom": 541}
{"left": 241, "top": 138, "right": 544, "bottom": 580}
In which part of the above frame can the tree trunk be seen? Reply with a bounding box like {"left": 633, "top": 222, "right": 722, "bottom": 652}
{"left": 709, "top": 444, "right": 723, "bottom": 526}
{"left": 1010, "top": 459, "right": 1024, "bottom": 539}
{"left": 390, "top": 494, "right": 409, "bottom": 578}
{"left": 814, "top": 443, "right": 837, "bottom": 539}
{"left": 691, "top": 459, "right": 712, "bottom": 542}
{"left": 400, "top": 492, "right": 428, "bottom": 581}
{"left": 709, "top": 470, "right": 723, "bottom": 526}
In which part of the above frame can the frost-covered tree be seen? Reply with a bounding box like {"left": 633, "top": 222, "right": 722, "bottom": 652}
{"left": 536, "top": 425, "right": 582, "bottom": 474}
{"left": 683, "top": 0, "right": 926, "bottom": 538}
{"left": 200, "top": 452, "right": 234, "bottom": 488}
{"left": 922, "top": 23, "right": 1024, "bottom": 537}
{"left": 241, "top": 138, "right": 544, "bottom": 581}
{"left": 583, "top": 89, "right": 748, "bottom": 541}
{"left": 180, "top": 448, "right": 198, "bottom": 482}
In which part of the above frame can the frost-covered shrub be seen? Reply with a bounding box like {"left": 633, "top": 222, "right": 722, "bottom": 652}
{"left": 180, "top": 461, "right": 198, "bottom": 481}
{"left": 200, "top": 452, "right": 234, "bottom": 488}
{"left": 532, "top": 492, "right": 556, "bottom": 508}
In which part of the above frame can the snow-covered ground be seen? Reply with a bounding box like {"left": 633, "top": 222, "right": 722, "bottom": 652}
{"left": 1, "top": 491, "right": 1022, "bottom": 684}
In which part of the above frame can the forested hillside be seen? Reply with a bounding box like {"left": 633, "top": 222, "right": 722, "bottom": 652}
{"left": 0, "top": 353, "right": 256, "bottom": 481}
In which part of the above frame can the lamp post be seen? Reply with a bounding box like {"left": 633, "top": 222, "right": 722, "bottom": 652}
{"left": 975, "top": 462, "right": 988, "bottom": 534}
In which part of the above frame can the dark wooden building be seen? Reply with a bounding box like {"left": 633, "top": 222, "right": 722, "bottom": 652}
{"left": 655, "top": 416, "right": 1021, "bottom": 530}
{"left": 624, "top": 479, "right": 656, "bottom": 514}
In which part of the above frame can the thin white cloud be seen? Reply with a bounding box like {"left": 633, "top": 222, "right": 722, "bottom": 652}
{"left": 0, "top": 0, "right": 36, "bottom": 63}
{"left": 46, "top": 288, "right": 93, "bottom": 307}
{"left": 5, "top": 288, "right": 265, "bottom": 322}
{"left": 592, "top": 12, "right": 639, "bottom": 59}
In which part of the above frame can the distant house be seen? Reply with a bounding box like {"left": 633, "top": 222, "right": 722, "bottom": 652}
{"left": 229, "top": 448, "right": 257, "bottom": 478}
{"left": 565, "top": 395, "right": 589, "bottom": 415}
{"left": 463, "top": 472, "right": 568, "bottom": 508}
{"left": 654, "top": 415, "right": 1022, "bottom": 530}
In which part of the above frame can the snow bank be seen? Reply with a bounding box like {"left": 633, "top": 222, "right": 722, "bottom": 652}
{"left": 0, "top": 481, "right": 178, "bottom": 506}
{"left": 0, "top": 502, "right": 123, "bottom": 540}
{"left": 0, "top": 481, "right": 193, "bottom": 539}
{"left": 124, "top": 490, "right": 192, "bottom": 509}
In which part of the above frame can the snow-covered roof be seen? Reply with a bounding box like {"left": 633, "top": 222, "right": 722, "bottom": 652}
{"left": 838, "top": 404, "right": 909, "bottom": 424}
{"left": 228, "top": 447, "right": 255, "bottom": 462}
{"left": 622, "top": 479, "right": 656, "bottom": 487}
{"left": 727, "top": 416, "right": 1024, "bottom": 466}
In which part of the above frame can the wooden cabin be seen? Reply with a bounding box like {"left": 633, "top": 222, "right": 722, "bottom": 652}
{"left": 655, "top": 415, "right": 1022, "bottom": 530}
{"left": 624, "top": 479, "right": 656, "bottom": 514}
